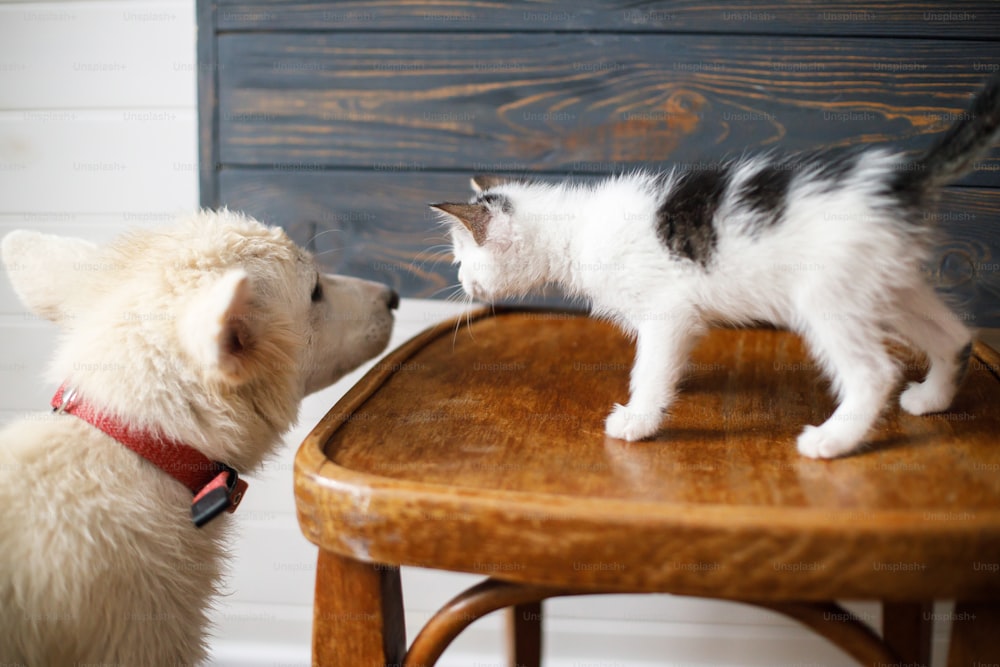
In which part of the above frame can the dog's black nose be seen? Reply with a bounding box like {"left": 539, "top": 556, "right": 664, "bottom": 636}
{"left": 386, "top": 289, "right": 400, "bottom": 310}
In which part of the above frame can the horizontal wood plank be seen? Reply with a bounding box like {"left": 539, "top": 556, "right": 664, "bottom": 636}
{"left": 219, "top": 169, "right": 1000, "bottom": 325}
{"left": 219, "top": 169, "right": 466, "bottom": 300}
{"left": 214, "top": 0, "right": 1000, "bottom": 39}
{"left": 217, "top": 32, "right": 1000, "bottom": 183}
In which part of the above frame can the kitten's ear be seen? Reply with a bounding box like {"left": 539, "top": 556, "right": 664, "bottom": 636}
{"left": 429, "top": 202, "right": 491, "bottom": 245}
{"left": 471, "top": 174, "right": 509, "bottom": 193}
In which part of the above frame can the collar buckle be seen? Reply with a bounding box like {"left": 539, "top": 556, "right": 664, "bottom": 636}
{"left": 53, "top": 386, "right": 78, "bottom": 414}
{"left": 191, "top": 463, "right": 248, "bottom": 528}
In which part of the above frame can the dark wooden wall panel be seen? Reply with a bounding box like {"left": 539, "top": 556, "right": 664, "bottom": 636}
{"left": 200, "top": 0, "right": 1000, "bottom": 325}
{"left": 219, "top": 169, "right": 464, "bottom": 298}
{"left": 215, "top": 0, "right": 1000, "bottom": 39}
{"left": 218, "top": 33, "right": 1000, "bottom": 182}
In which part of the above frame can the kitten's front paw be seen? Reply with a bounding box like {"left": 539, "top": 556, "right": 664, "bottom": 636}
{"left": 796, "top": 425, "right": 857, "bottom": 459}
{"left": 899, "top": 380, "right": 951, "bottom": 416}
{"left": 605, "top": 403, "right": 662, "bottom": 442}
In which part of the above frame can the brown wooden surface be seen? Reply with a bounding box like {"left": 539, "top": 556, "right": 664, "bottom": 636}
{"left": 294, "top": 308, "right": 1000, "bottom": 601}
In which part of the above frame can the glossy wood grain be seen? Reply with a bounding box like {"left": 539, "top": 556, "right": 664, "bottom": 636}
{"left": 294, "top": 308, "right": 1000, "bottom": 602}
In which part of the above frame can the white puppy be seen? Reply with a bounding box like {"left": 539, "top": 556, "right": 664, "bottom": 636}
{"left": 0, "top": 210, "right": 397, "bottom": 664}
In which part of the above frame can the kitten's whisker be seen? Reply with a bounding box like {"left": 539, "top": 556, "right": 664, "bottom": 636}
{"left": 444, "top": 287, "right": 481, "bottom": 348}
{"left": 410, "top": 247, "right": 455, "bottom": 272}
{"left": 422, "top": 235, "right": 452, "bottom": 246}
{"left": 430, "top": 283, "right": 462, "bottom": 299}
{"left": 306, "top": 228, "right": 343, "bottom": 247}
{"left": 452, "top": 293, "right": 467, "bottom": 348}
{"left": 461, "top": 297, "right": 480, "bottom": 344}
{"left": 421, "top": 244, "right": 452, "bottom": 254}
{"left": 443, "top": 285, "right": 473, "bottom": 349}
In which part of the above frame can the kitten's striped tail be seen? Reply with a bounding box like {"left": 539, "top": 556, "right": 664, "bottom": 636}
{"left": 907, "top": 73, "right": 1000, "bottom": 189}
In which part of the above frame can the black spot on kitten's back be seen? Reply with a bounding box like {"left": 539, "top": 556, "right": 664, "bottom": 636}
{"left": 810, "top": 146, "right": 864, "bottom": 184}
{"left": 656, "top": 168, "right": 731, "bottom": 265}
{"left": 737, "top": 149, "right": 873, "bottom": 229}
{"left": 738, "top": 163, "right": 793, "bottom": 230}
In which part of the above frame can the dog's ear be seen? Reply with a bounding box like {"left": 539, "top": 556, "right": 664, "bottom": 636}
{"left": 1, "top": 230, "right": 100, "bottom": 325}
{"left": 179, "top": 269, "right": 259, "bottom": 385}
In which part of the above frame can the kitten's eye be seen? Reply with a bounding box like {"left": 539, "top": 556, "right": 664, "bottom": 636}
{"left": 311, "top": 276, "right": 324, "bottom": 303}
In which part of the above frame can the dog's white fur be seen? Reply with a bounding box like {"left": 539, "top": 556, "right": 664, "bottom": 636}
{"left": 0, "top": 209, "right": 396, "bottom": 664}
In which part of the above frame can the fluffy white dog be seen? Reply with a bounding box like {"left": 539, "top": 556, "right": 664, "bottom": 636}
{"left": 0, "top": 210, "right": 397, "bottom": 664}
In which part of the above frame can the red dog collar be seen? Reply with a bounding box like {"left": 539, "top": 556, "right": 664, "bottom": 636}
{"left": 52, "top": 384, "right": 248, "bottom": 527}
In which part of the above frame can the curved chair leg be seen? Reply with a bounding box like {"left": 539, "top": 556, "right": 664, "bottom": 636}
{"left": 404, "top": 584, "right": 914, "bottom": 667}
{"left": 404, "top": 579, "right": 576, "bottom": 667}
{"left": 506, "top": 601, "right": 543, "bottom": 667}
{"left": 883, "top": 601, "right": 932, "bottom": 666}
{"left": 754, "top": 601, "right": 901, "bottom": 667}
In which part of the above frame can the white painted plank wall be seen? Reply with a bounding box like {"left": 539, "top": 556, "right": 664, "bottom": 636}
{"left": 0, "top": 2, "right": 953, "bottom": 665}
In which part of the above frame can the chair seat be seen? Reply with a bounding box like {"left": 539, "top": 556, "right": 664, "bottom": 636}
{"left": 294, "top": 307, "right": 1000, "bottom": 603}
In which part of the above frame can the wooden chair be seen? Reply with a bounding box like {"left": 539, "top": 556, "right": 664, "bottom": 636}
{"left": 294, "top": 307, "right": 1000, "bottom": 666}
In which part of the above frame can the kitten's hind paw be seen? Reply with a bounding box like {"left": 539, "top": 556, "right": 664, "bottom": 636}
{"left": 605, "top": 403, "right": 663, "bottom": 442}
{"left": 796, "top": 425, "right": 859, "bottom": 459}
{"left": 899, "top": 380, "right": 952, "bottom": 416}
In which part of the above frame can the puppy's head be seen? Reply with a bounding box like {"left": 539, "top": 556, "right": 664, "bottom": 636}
{"left": 1, "top": 210, "right": 397, "bottom": 469}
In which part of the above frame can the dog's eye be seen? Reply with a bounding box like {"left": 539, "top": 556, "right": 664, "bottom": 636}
{"left": 311, "top": 277, "right": 323, "bottom": 303}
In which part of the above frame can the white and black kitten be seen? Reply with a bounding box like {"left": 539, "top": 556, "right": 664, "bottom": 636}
{"left": 432, "top": 75, "right": 1000, "bottom": 459}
